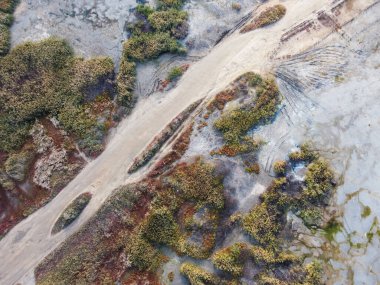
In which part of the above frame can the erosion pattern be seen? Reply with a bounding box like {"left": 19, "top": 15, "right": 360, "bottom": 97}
{"left": 0, "top": 0, "right": 379, "bottom": 284}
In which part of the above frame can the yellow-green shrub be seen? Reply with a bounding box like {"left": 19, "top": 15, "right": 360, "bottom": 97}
{"left": 304, "top": 158, "right": 334, "bottom": 202}
{"left": 148, "top": 9, "right": 188, "bottom": 39}
{"left": 180, "top": 263, "right": 221, "bottom": 285}
{"left": 211, "top": 243, "right": 247, "bottom": 276}
{"left": 123, "top": 32, "right": 185, "bottom": 62}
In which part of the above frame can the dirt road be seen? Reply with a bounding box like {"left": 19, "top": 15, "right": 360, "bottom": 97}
{"left": 0, "top": 0, "right": 374, "bottom": 284}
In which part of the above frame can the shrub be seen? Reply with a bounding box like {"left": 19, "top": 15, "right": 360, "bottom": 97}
{"left": 288, "top": 143, "right": 317, "bottom": 163}
{"left": 167, "top": 158, "right": 224, "bottom": 210}
{"left": 167, "top": 66, "right": 184, "bottom": 81}
{"left": 4, "top": 150, "right": 34, "bottom": 181}
{"left": 206, "top": 89, "right": 237, "bottom": 113}
{"left": 157, "top": 0, "right": 185, "bottom": 10}
{"left": 0, "top": 11, "right": 13, "bottom": 26}
{"left": 0, "top": 38, "right": 114, "bottom": 153}
{"left": 126, "top": 232, "right": 164, "bottom": 271}
{"left": 142, "top": 207, "right": 179, "bottom": 245}
{"left": 211, "top": 137, "right": 262, "bottom": 157}
{"left": 231, "top": 3, "right": 242, "bottom": 11}
{"left": 0, "top": 24, "right": 10, "bottom": 55}
{"left": 273, "top": 160, "right": 287, "bottom": 176}
{"left": 51, "top": 192, "right": 92, "bottom": 234}
{"left": 211, "top": 243, "right": 247, "bottom": 276}
{"left": 148, "top": 9, "right": 188, "bottom": 39}
{"left": 123, "top": 32, "right": 185, "bottom": 62}
{"left": 0, "top": 0, "right": 17, "bottom": 13}
{"left": 245, "top": 162, "right": 260, "bottom": 174}
{"left": 241, "top": 4, "right": 286, "bottom": 33}
{"left": 116, "top": 59, "right": 136, "bottom": 108}
{"left": 214, "top": 76, "right": 280, "bottom": 145}
{"left": 180, "top": 263, "right": 221, "bottom": 285}
{"left": 136, "top": 4, "right": 154, "bottom": 18}
{"left": 303, "top": 158, "right": 334, "bottom": 202}
{"left": 243, "top": 203, "right": 281, "bottom": 247}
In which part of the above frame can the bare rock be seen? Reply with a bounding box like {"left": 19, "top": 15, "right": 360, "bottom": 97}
{"left": 33, "top": 148, "right": 67, "bottom": 189}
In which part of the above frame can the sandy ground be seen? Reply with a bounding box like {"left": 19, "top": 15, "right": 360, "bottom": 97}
{"left": 0, "top": 0, "right": 377, "bottom": 284}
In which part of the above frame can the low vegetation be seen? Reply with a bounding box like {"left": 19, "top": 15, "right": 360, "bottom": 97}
{"left": 0, "top": 38, "right": 114, "bottom": 154}
{"left": 212, "top": 242, "right": 247, "bottom": 276}
{"left": 0, "top": 0, "right": 16, "bottom": 56}
{"left": 115, "top": 1, "right": 189, "bottom": 109}
{"left": 35, "top": 74, "right": 333, "bottom": 285}
{"left": 128, "top": 99, "right": 201, "bottom": 173}
{"left": 241, "top": 4, "right": 286, "bottom": 33}
{"left": 181, "top": 263, "right": 221, "bottom": 285}
{"left": 167, "top": 65, "right": 188, "bottom": 81}
{"left": 212, "top": 72, "right": 281, "bottom": 157}
{"left": 51, "top": 192, "right": 92, "bottom": 234}
{"left": 148, "top": 123, "right": 193, "bottom": 178}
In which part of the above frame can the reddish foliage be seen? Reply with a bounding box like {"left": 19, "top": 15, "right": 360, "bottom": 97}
{"left": 206, "top": 88, "right": 237, "bottom": 113}
{"left": 148, "top": 123, "right": 193, "bottom": 178}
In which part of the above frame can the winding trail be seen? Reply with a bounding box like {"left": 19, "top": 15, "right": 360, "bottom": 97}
{"left": 0, "top": 0, "right": 374, "bottom": 284}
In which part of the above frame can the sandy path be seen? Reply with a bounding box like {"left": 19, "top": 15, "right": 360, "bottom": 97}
{"left": 0, "top": 0, "right": 372, "bottom": 284}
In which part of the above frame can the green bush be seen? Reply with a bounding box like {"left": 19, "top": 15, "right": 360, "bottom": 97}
{"left": 123, "top": 32, "right": 185, "bottom": 62}
{"left": 148, "top": 9, "right": 188, "bottom": 39}
{"left": 142, "top": 207, "right": 179, "bottom": 245}
{"left": 304, "top": 261, "right": 323, "bottom": 285}
{"left": 116, "top": 58, "right": 136, "bottom": 108}
{"left": 288, "top": 143, "right": 318, "bottom": 163}
{"left": 0, "top": 38, "right": 114, "bottom": 153}
{"left": 211, "top": 69, "right": 278, "bottom": 155}
{"left": 243, "top": 178, "right": 288, "bottom": 248}
{"left": 303, "top": 158, "right": 334, "bottom": 202}
{"left": 180, "top": 263, "right": 221, "bottom": 285}
{"left": 211, "top": 243, "right": 247, "bottom": 276}
{"left": 243, "top": 203, "right": 281, "bottom": 247}
{"left": 273, "top": 160, "right": 287, "bottom": 176}
{"left": 157, "top": 0, "right": 185, "bottom": 10}
{"left": 0, "top": 24, "right": 10, "bottom": 55}
{"left": 167, "top": 66, "right": 184, "bottom": 81}
{"left": 167, "top": 158, "right": 224, "bottom": 210}
{"left": 51, "top": 192, "right": 92, "bottom": 234}
{"left": 0, "top": 11, "right": 13, "bottom": 26}
{"left": 0, "top": 0, "right": 17, "bottom": 13}
{"left": 241, "top": 4, "right": 286, "bottom": 33}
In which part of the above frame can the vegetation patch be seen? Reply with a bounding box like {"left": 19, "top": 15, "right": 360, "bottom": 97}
{"left": 0, "top": 38, "right": 115, "bottom": 154}
{"left": 36, "top": 182, "right": 152, "bottom": 284}
{"left": 51, "top": 192, "right": 92, "bottom": 234}
{"left": 148, "top": 123, "right": 193, "bottom": 178}
{"left": 206, "top": 88, "right": 237, "bottom": 114}
{"left": 241, "top": 4, "right": 286, "bottom": 33}
{"left": 0, "top": 0, "right": 15, "bottom": 56}
{"left": 128, "top": 99, "right": 201, "bottom": 173}
{"left": 180, "top": 263, "right": 222, "bottom": 285}
{"left": 166, "top": 64, "right": 188, "bottom": 81}
{"left": 212, "top": 242, "right": 247, "bottom": 276}
{"left": 273, "top": 160, "right": 287, "bottom": 176}
{"left": 212, "top": 73, "right": 281, "bottom": 157}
